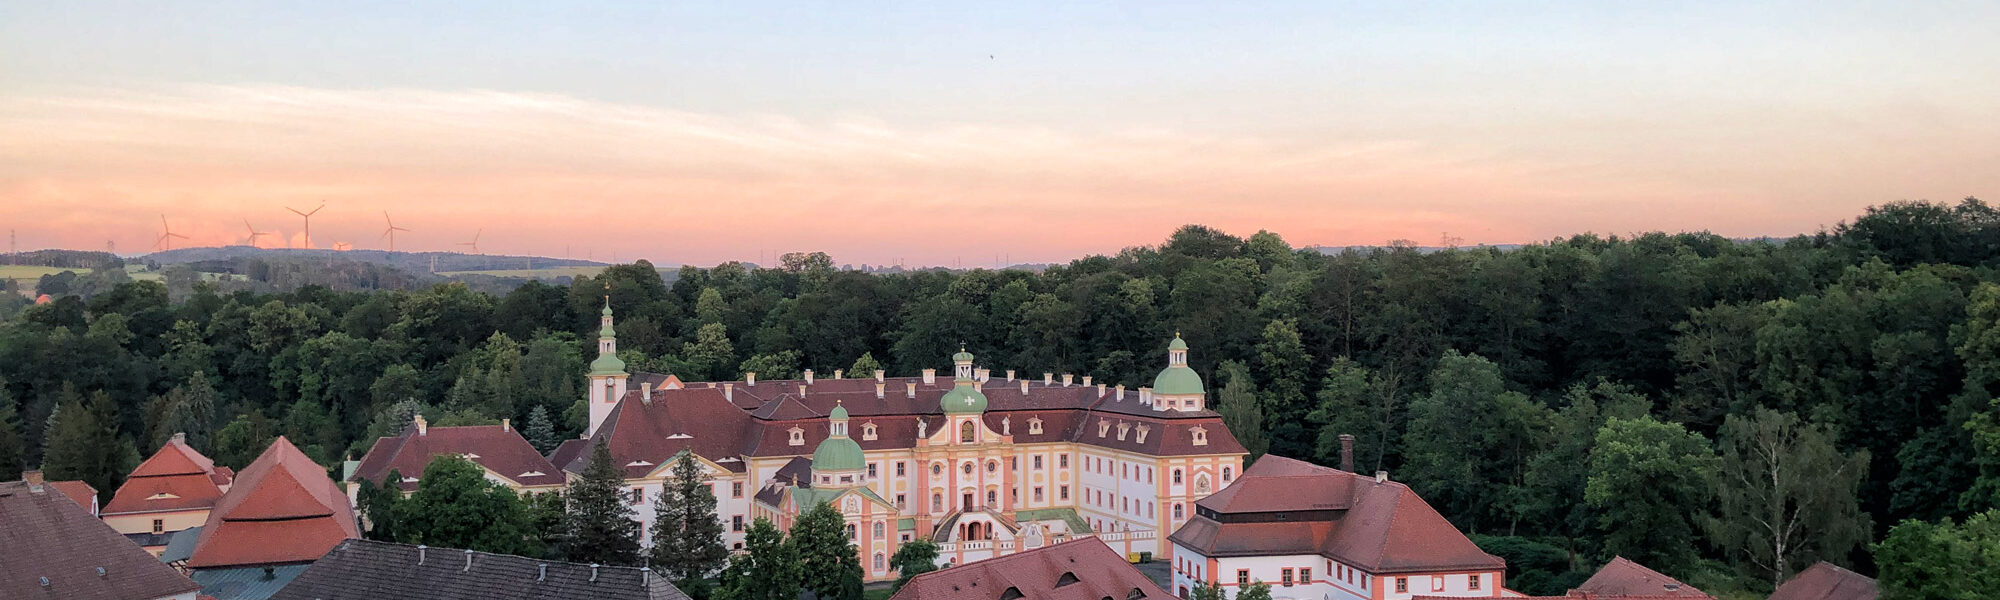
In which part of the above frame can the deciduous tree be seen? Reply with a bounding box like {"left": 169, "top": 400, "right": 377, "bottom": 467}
{"left": 1586, "top": 416, "right": 1715, "bottom": 577}
{"left": 717, "top": 517, "right": 801, "bottom": 600}
{"left": 788, "top": 502, "right": 862, "bottom": 600}
{"left": 888, "top": 538, "right": 939, "bottom": 592}
{"left": 398, "top": 455, "right": 539, "bottom": 555}
{"left": 1702, "top": 409, "right": 1871, "bottom": 588}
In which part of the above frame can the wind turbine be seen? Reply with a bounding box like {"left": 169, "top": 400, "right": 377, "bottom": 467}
{"left": 155, "top": 215, "right": 189, "bottom": 251}
{"left": 457, "top": 229, "right": 482, "bottom": 255}
{"left": 243, "top": 219, "right": 273, "bottom": 247}
{"left": 380, "top": 211, "right": 410, "bottom": 252}
{"left": 286, "top": 202, "right": 326, "bottom": 249}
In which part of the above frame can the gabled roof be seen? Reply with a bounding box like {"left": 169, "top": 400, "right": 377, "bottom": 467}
{"left": 889, "top": 537, "right": 1171, "bottom": 600}
{"left": 1578, "top": 557, "right": 1709, "bottom": 598}
{"left": 0, "top": 479, "right": 203, "bottom": 600}
{"left": 1168, "top": 455, "right": 1503, "bottom": 574}
{"left": 270, "top": 539, "right": 690, "bottom": 600}
{"left": 351, "top": 422, "right": 565, "bottom": 492}
{"left": 187, "top": 436, "right": 360, "bottom": 568}
{"left": 47, "top": 480, "right": 97, "bottom": 514}
{"left": 1768, "top": 562, "right": 1877, "bottom": 600}
{"left": 103, "top": 436, "right": 232, "bottom": 516}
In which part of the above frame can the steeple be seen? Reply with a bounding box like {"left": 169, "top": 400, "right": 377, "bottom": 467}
{"left": 812, "top": 399, "right": 865, "bottom": 482}
{"left": 585, "top": 284, "right": 629, "bottom": 437}
{"left": 1152, "top": 333, "right": 1205, "bottom": 410}
{"left": 940, "top": 347, "right": 988, "bottom": 414}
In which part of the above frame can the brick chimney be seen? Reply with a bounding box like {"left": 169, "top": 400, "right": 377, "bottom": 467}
{"left": 1338, "top": 434, "right": 1355, "bottom": 472}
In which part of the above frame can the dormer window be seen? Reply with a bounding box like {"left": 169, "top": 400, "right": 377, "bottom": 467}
{"left": 1116, "top": 423, "right": 1130, "bottom": 441}
{"left": 861, "top": 422, "right": 878, "bottom": 441}
{"left": 1135, "top": 425, "right": 1150, "bottom": 444}
{"left": 788, "top": 427, "right": 805, "bottom": 446}
{"left": 1055, "top": 572, "right": 1080, "bottom": 587}
{"left": 1028, "top": 417, "right": 1043, "bottom": 434}
{"left": 1191, "top": 426, "right": 1208, "bottom": 446}
{"left": 1098, "top": 420, "right": 1111, "bottom": 437}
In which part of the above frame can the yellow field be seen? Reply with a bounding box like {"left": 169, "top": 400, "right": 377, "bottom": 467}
{"left": 2, "top": 264, "right": 182, "bottom": 294}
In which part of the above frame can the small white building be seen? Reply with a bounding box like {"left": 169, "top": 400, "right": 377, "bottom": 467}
{"left": 1167, "top": 455, "right": 1511, "bottom": 600}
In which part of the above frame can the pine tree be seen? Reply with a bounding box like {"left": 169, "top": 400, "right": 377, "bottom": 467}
{"left": 564, "top": 439, "right": 641, "bottom": 565}
{"left": 651, "top": 453, "right": 728, "bottom": 587}
{"left": 524, "top": 404, "right": 560, "bottom": 454}
{"left": 0, "top": 376, "right": 21, "bottom": 476}
{"left": 888, "top": 539, "right": 939, "bottom": 592}
{"left": 155, "top": 371, "right": 218, "bottom": 452}
{"left": 717, "top": 517, "right": 801, "bottom": 600}
{"left": 1216, "top": 361, "right": 1268, "bottom": 460}
{"left": 42, "top": 391, "right": 130, "bottom": 494}
{"left": 789, "top": 502, "right": 862, "bottom": 600}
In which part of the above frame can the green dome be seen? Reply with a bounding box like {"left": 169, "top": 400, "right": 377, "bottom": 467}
{"left": 602, "top": 303, "right": 614, "bottom": 316}
{"left": 829, "top": 403, "right": 849, "bottom": 420}
{"left": 1168, "top": 335, "right": 1188, "bottom": 350}
{"left": 940, "top": 385, "right": 988, "bottom": 414}
{"left": 953, "top": 349, "right": 975, "bottom": 362}
{"left": 1152, "top": 366, "right": 1204, "bottom": 396}
{"left": 589, "top": 353, "right": 627, "bottom": 376}
{"left": 812, "top": 436, "right": 866, "bottom": 472}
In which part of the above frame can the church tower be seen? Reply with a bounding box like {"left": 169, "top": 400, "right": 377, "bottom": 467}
{"left": 939, "top": 347, "right": 988, "bottom": 445}
{"left": 586, "top": 293, "right": 629, "bottom": 437}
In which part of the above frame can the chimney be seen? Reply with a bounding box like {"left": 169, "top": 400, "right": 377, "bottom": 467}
{"left": 922, "top": 369, "right": 936, "bottom": 385}
{"left": 642, "top": 382, "right": 653, "bottom": 402}
{"left": 976, "top": 368, "right": 989, "bottom": 382}
{"left": 1097, "top": 383, "right": 1107, "bottom": 397}
{"left": 501, "top": 418, "right": 511, "bottom": 431}
{"left": 906, "top": 382, "right": 917, "bottom": 398}
{"left": 1338, "top": 434, "right": 1356, "bottom": 472}
{"left": 798, "top": 384, "right": 807, "bottom": 397}
{"left": 1082, "top": 376, "right": 1093, "bottom": 387}
{"left": 1116, "top": 385, "right": 1126, "bottom": 401}
{"left": 171, "top": 432, "right": 186, "bottom": 444}
{"left": 804, "top": 369, "right": 815, "bottom": 385}
{"left": 746, "top": 372, "right": 757, "bottom": 386}
{"left": 1139, "top": 387, "right": 1152, "bottom": 405}
{"left": 1043, "top": 372, "right": 1053, "bottom": 385}
{"left": 1062, "top": 374, "right": 1073, "bottom": 387}
{"left": 1375, "top": 471, "right": 1388, "bottom": 483}
{"left": 833, "top": 369, "right": 843, "bottom": 380}
{"left": 22, "top": 470, "right": 44, "bottom": 492}
{"left": 1006, "top": 369, "right": 1016, "bottom": 381}
{"left": 418, "top": 545, "right": 428, "bottom": 565}
{"left": 464, "top": 549, "right": 474, "bottom": 572}
{"left": 590, "top": 564, "right": 600, "bottom": 582}
{"left": 1020, "top": 380, "right": 1029, "bottom": 394}
{"left": 414, "top": 414, "right": 428, "bottom": 436}
{"left": 538, "top": 564, "right": 548, "bottom": 582}
{"left": 874, "top": 371, "right": 885, "bottom": 383}
{"left": 723, "top": 383, "right": 734, "bottom": 402}
{"left": 875, "top": 383, "right": 885, "bottom": 399}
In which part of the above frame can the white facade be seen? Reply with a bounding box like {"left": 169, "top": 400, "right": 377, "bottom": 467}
{"left": 1171, "top": 542, "right": 1506, "bottom": 600}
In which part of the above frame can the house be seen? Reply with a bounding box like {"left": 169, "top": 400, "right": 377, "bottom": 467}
{"left": 47, "top": 478, "right": 99, "bottom": 515}
{"left": 1167, "top": 454, "right": 1509, "bottom": 600}
{"left": 1768, "top": 562, "right": 1877, "bottom": 600}
{"left": 347, "top": 415, "right": 564, "bottom": 502}
{"left": 269, "top": 538, "right": 690, "bottom": 600}
{"left": 102, "top": 433, "right": 235, "bottom": 555}
{"left": 1, "top": 471, "right": 204, "bottom": 600}
{"left": 547, "top": 299, "right": 1248, "bottom": 580}
{"left": 185, "top": 436, "right": 359, "bottom": 600}
{"left": 1575, "top": 557, "right": 1710, "bottom": 598}
{"left": 887, "top": 537, "right": 1173, "bottom": 600}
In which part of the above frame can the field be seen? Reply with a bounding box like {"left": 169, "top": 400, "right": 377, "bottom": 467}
{"left": 437, "top": 265, "right": 610, "bottom": 279}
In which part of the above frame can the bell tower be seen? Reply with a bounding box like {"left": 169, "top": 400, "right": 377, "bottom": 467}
{"left": 586, "top": 287, "right": 629, "bottom": 437}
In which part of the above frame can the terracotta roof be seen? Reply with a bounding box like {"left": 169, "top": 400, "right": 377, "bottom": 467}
{"left": 187, "top": 436, "right": 360, "bottom": 568}
{"left": 47, "top": 479, "right": 98, "bottom": 514}
{"left": 1169, "top": 455, "right": 1503, "bottom": 574}
{"left": 889, "top": 537, "right": 1172, "bottom": 600}
{"left": 0, "top": 479, "right": 203, "bottom": 600}
{"left": 351, "top": 422, "right": 565, "bottom": 492}
{"left": 270, "top": 539, "right": 689, "bottom": 600}
{"left": 1768, "top": 562, "right": 1877, "bottom": 600}
{"left": 103, "top": 436, "right": 232, "bottom": 516}
{"left": 1577, "top": 557, "right": 1709, "bottom": 598}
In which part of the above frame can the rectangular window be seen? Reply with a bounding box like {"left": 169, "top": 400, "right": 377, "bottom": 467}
{"left": 896, "top": 461, "right": 906, "bottom": 476}
{"left": 1034, "top": 455, "right": 1044, "bottom": 470}
{"left": 1238, "top": 570, "right": 1250, "bottom": 587}
{"left": 152, "top": 519, "right": 164, "bottom": 534}
{"left": 895, "top": 493, "right": 906, "bottom": 508}
{"left": 1059, "top": 454, "right": 1069, "bottom": 468}
{"left": 1282, "top": 568, "right": 1293, "bottom": 587}
{"left": 1300, "top": 568, "right": 1311, "bottom": 584}
{"left": 1395, "top": 578, "right": 1407, "bottom": 594}
{"left": 1469, "top": 574, "right": 1481, "bottom": 590}
{"left": 631, "top": 488, "right": 644, "bottom": 504}
{"left": 1060, "top": 485, "right": 1070, "bottom": 500}
{"left": 732, "top": 515, "right": 745, "bottom": 531}
{"left": 1432, "top": 575, "right": 1444, "bottom": 591}
{"left": 868, "top": 464, "right": 878, "bottom": 478}
{"left": 1034, "top": 486, "right": 1044, "bottom": 502}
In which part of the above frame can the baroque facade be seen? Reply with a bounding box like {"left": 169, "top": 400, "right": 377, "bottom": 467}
{"left": 548, "top": 300, "right": 1249, "bottom": 581}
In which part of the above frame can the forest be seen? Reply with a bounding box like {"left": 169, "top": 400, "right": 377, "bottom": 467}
{"left": 5, "top": 198, "right": 2000, "bottom": 598}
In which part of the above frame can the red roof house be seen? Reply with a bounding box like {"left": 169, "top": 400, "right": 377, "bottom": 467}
{"left": 186, "top": 436, "right": 359, "bottom": 569}
{"left": 1576, "top": 557, "right": 1710, "bottom": 598}
{"left": 890, "top": 537, "right": 1172, "bottom": 600}
{"left": 1768, "top": 562, "right": 1878, "bottom": 600}
{"left": 1, "top": 472, "right": 203, "bottom": 600}
{"left": 349, "top": 415, "right": 564, "bottom": 493}
{"left": 103, "top": 434, "right": 234, "bottom": 552}
{"left": 48, "top": 479, "right": 99, "bottom": 515}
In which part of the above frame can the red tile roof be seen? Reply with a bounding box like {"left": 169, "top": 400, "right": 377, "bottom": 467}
{"left": 103, "top": 436, "right": 233, "bottom": 516}
{"left": 187, "top": 436, "right": 359, "bottom": 568}
{"left": 1577, "top": 557, "right": 1709, "bottom": 598}
{"left": 1169, "top": 455, "right": 1503, "bottom": 574}
{"left": 0, "top": 479, "right": 203, "bottom": 600}
{"left": 889, "top": 537, "right": 1173, "bottom": 600}
{"left": 47, "top": 480, "right": 98, "bottom": 514}
{"left": 351, "top": 421, "right": 565, "bottom": 492}
{"left": 1768, "top": 562, "right": 1877, "bottom": 600}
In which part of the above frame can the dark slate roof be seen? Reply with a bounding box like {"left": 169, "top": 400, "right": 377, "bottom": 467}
{"left": 193, "top": 564, "right": 310, "bottom": 600}
{"left": 270, "top": 539, "right": 690, "bottom": 600}
{"left": 0, "top": 479, "right": 204, "bottom": 600}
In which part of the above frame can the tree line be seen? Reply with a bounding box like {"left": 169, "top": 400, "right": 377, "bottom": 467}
{"left": 6, "top": 198, "right": 2000, "bottom": 596}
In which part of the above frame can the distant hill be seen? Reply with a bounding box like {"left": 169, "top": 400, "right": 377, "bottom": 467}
{"left": 141, "top": 246, "right": 606, "bottom": 274}
{"left": 1305, "top": 244, "right": 1525, "bottom": 255}
{"left": 1, "top": 249, "right": 123, "bottom": 269}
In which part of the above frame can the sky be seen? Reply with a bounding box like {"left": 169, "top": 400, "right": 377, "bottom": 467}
{"left": 3, "top": 2, "right": 1998, "bottom": 267}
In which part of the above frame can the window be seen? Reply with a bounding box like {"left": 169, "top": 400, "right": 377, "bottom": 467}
{"left": 931, "top": 463, "right": 943, "bottom": 476}
{"left": 896, "top": 461, "right": 906, "bottom": 476}
{"left": 732, "top": 481, "right": 744, "bottom": 498}
{"left": 1191, "top": 426, "right": 1208, "bottom": 446}
{"left": 987, "top": 461, "right": 998, "bottom": 474}
{"left": 733, "top": 541, "right": 744, "bottom": 550}
{"left": 892, "top": 493, "right": 906, "bottom": 508}
{"left": 1029, "top": 418, "right": 1043, "bottom": 434}
{"left": 840, "top": 475, "right": 853, "bottom": 484}
{"left": 1034, "top": 455, "right": 1044, "bottom": 470}
{"left": 862, "top": 423, "right": 878, "bottom": 441}
{"left": 962, "top": 462, "right": 974, "bottom": 475}
{"left": 931, "top": 493, "right": 943, "bottom": 512}
{"left": 868, "top": 464, "right": 878, "bottom": 479}
{"left": 788, "top": 427, "right": 805, "bottom": 446}
{"left": 1147, "top": 467, "right": 1153, "bottom": 484}
{"left": 1431, "top": 575, "right": 1444, "bottom": 591}
{"left": 1395, "top": 577, "right": 1408, "bottom": 593}
{"left": 1060, "top": 485, "right": 1070, "bottom": 500}
{"left": 1173, "top": 504, "right": 1183, "bottom": 519}
{"left": 1222, "top": 466, "right": 1233, "bottom": 482}
{"left": 874, "top": 522, "right": 885, "bottom": 537}
{"left": 1469, "top": 574, "right": 1481, "bottom": 590}
{"left": 1116, "top": 422, "right": 1130, "bottom": 440}
{"left": 960, "top": 421, "right": 976, "bottom": 443}
{"left": 1034, "top": 486, "right": 1045, "bottom": 502}
{"left": 732, "top": 515, "right": 745, "bottom": 531}
{"left": 986, "top": 490, "right": 996, "bottom": 506}
{"left": 1173, "top": 469, "right": 1183, "bottom": 484}
{"left": 152, "top": 519, "right": 164, "bottom": 534}
{"left": 1282, "top": 568, "right": 1293, "bottom": 587}
{"left": 1301, "top": 568, "right": 1311, "bottom": 584}
{"left": 631, "top": 488, "right": 645, "bottom": 504}
{"left": 845, "top": 523, "right": 856, "bottom": 540}
{"left": 1098, "top": 420, "right": 1111, "bottom": 437}
{"left": 1059, "top": 454, "right": 1069, "bottom": 469}
{"left": 1237, "top": 570, "right": 1250, "bottom": 587}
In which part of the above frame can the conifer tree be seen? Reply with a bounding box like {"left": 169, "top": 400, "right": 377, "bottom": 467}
{"left": 789, "top": 502, "right": 863, "bottom": 600}
{"left": 1216, "top": 361, "right": 1268, "bottom": 460}
{"left": 42, "top": 391, "right": 130, "bottom": 494}
{"left": 524, "top": 404, "right": 559, "bottom": 454}
{"left": 564, "top": 439, "right": 641, "bottom": 565}
{"left": 0, "top": 377, "right": 21, "bottom": 476}
{"left": 651, "top": 453, "right": 728, "bottom": 588}
{"left": 527, "top": 489, "right": 569, "bottom": 560}
{"left": 155, "top": 371, "right": 218, "bottom": 451}
{"left": 717, "top": 517, "right": 801, "bottom": 600}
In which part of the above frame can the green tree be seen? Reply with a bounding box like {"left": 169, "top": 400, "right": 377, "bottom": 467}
{"left": 153, "top": 371, "right": 218, "bottom": 451}
{"left": 524, "top": 404, "right": 560, "bottom": 454}
{"left": 1873, "top": 510, "right": 2000, "bottom": 600}
{"left": 41, "top": 391, "right": 132, "bottom": 495}
{"left": 355, "top": 471, "right": 405, "bottom": 542}
{"left": 847, "top": 353, "right": 882, "bottom": 379}
{"left": 0, "top": 377, "right": 21, "bottom": 476}
{"left": 526, "top": 489, "right": 568, "bottom": 560}
{"left": 682, "top": 323, "right": 737, "bottom": 382}
{"left": 211, "top": 414, "right": 274, "bottom": 471}
{"left": 888, "top": 538, "right": 939, "bottom": 593}
{"left": 717, "top": 517, "right": 802, "bottom": 600}
{"left": 1235, "top": 580, "right": 1274, "bottom": 600}
{"left": 1215, "top": 361, "right": 1267, "bottom": 459}
{"left": 564, "top": 439, "right": 641, "bottom": 565}
{"left": 737, "top": 350, "right": 801, "bottom": 381}
{"left": 1522, "top": 379, "right": 1649, "bottom": 543}
{"left": 1308, "top": 357, "right": 1373, "bottom": 466}
{"left": 1586, "top": 416, "right": 1715, "bottom": 576}
{"left": 651, "top": 453, "right": 729, "bottom": 587}
{"left": 1402, "top": 351, "right": 1551, "bottom": 532}
{"left": 397, "top": 455, "right": 540, "bottom": 555}
{"left": 1255, "top": 318, "right": 1314, "bottom": 458}
{"left": 1186, "top": 581, "right": 1225, "bottom": 600}
{"left": 1702, "top": 409, "right": 1872, "bottom": 588}
{"left": 788, "top": 502, "right": 862, "bottom": 600}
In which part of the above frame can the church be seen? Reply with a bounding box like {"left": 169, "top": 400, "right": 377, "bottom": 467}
{"left": 548, "top": 299, "right": 1249, "bottom": 581}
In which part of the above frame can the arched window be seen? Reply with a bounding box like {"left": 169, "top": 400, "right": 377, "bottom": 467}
{"left": 845, "top": 523, "right": 857, "bottom": 539}
{"left": 874, "top": 552, "right": 886, "bottom": 571}
{"left": 873, "top": 521, "right": 885, "bottom": 538}
{"left": 862, "top": 423, "right": 877, "bottom": 441}
{"left": 960, "top": 421, "right": 976, "bottom": 443}
{"left": 932, "top": 493, "right": 943, "bottom": 512}
{"left": 986, "top": 490, "right": 997, "bottom": 506}
{"left": 1222, "top": 466, "right": 1233, "bottom": 482}
{"left": 1173, "top": 503, "right": 1184, "bottom": 519}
